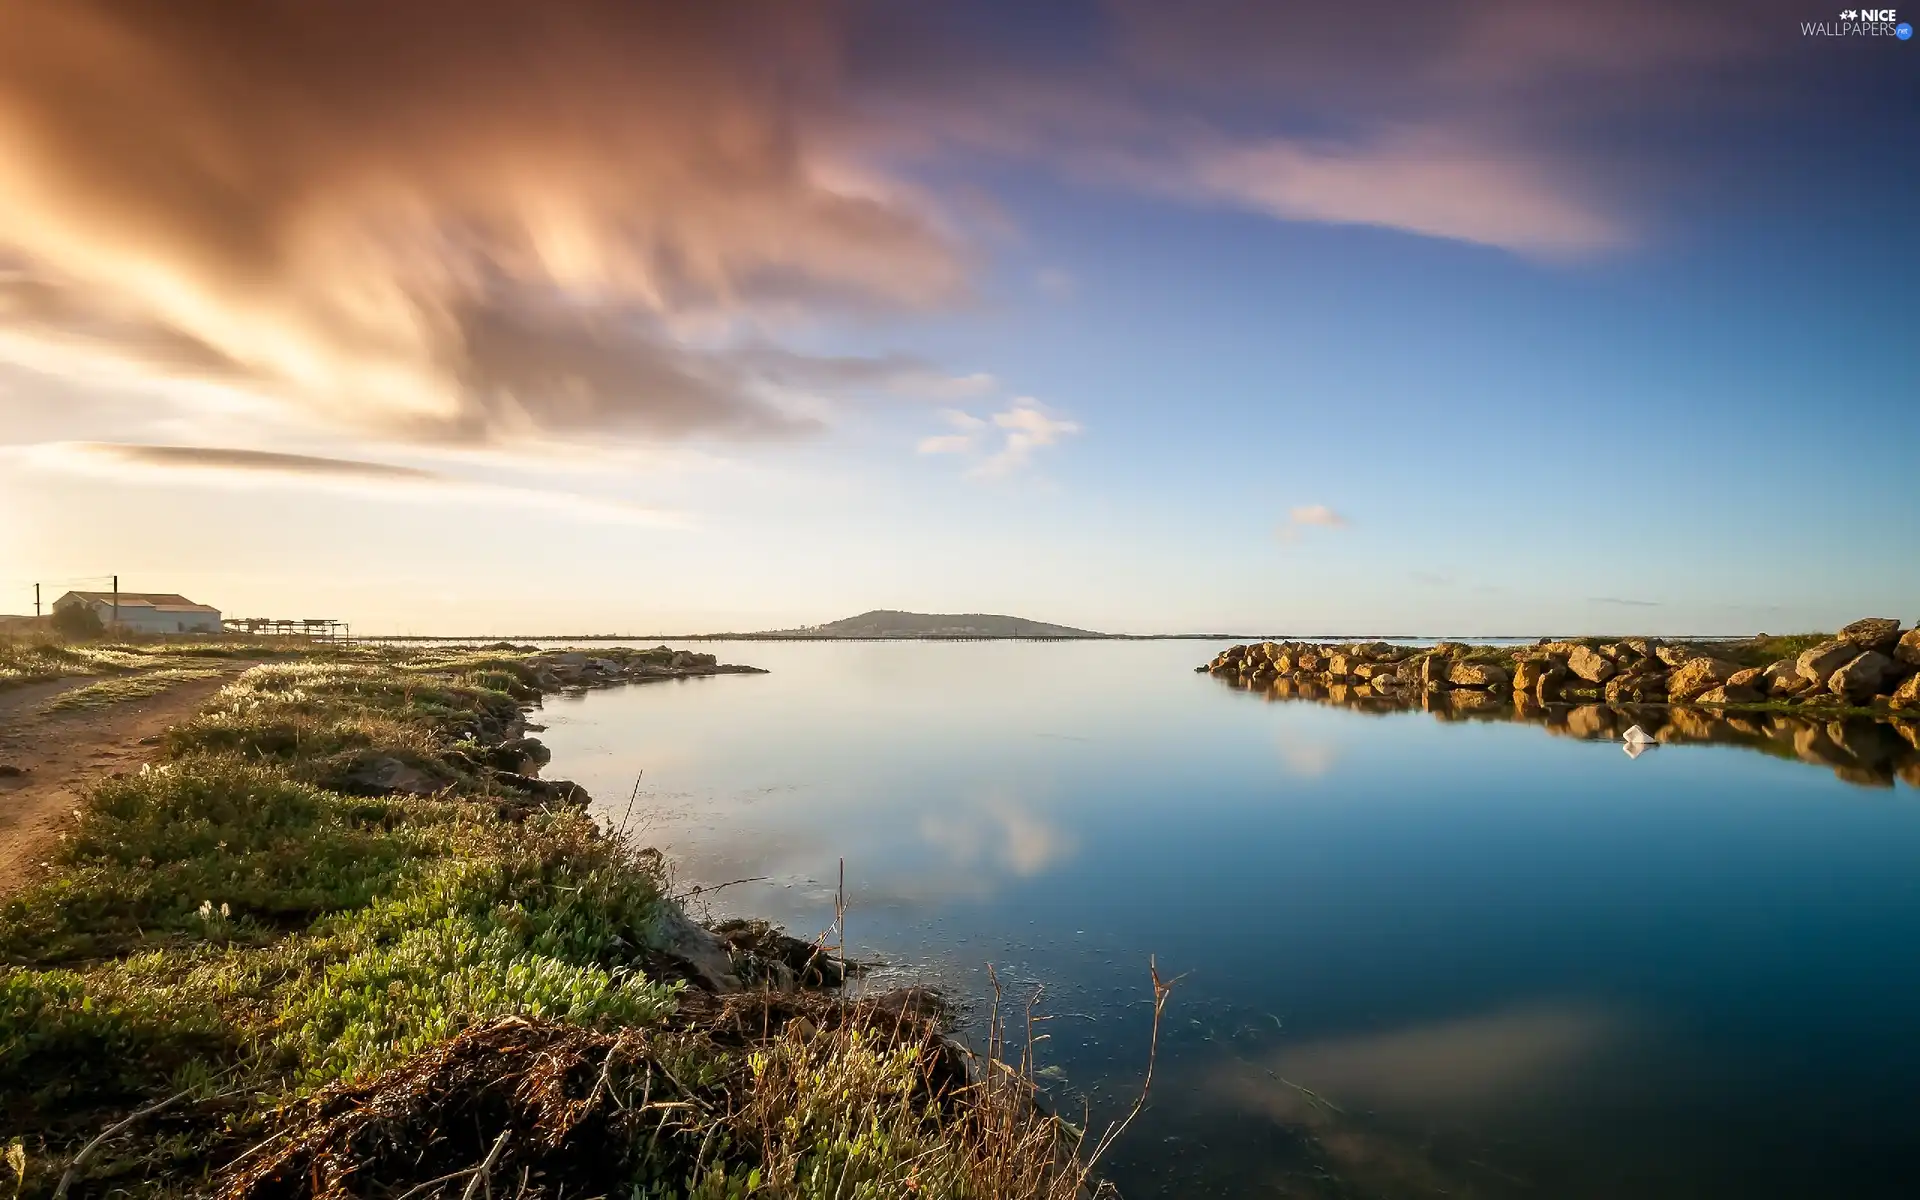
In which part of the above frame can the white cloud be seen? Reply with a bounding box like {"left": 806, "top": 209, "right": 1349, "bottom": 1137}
{"left": 915, "top": 401, "right": 1080, "bottom": 476}
{"left": 1278, "top": 503, "right": 1350, "bottom": 541}
{"left": 975, "top": 402, "right": 1082, "bottom": 477}
{"left": 916, "top": 434, "right": 975, "bottom": 455}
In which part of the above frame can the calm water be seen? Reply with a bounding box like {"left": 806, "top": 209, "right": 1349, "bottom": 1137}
{"left": 534, "top": 640, "right": 1920, "bottom": 1199}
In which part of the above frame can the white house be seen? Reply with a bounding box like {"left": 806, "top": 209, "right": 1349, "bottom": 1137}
{"left": 53, "top": 591, "right": 223, "bottom": 634}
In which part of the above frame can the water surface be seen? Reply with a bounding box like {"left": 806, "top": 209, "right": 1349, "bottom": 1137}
{"left": 536, "top": 640, "right": 1920, "bottom": 1199}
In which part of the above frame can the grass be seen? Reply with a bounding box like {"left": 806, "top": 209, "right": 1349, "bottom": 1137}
{"left": 0, "top": 635, "right": 291, "bottom": 691}
{"left": 39, "top": 669, "right": 224, "bottom": 714}
{"left": 1720, "top": 632, "right": 1832, "bottom": 670}
{"left": 0, "top": 646, "right": 1117, "bottom": 1199}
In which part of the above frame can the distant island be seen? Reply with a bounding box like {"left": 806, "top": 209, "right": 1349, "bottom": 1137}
{"left": 756, "top": 609, "right": 1102, "bottom": 639}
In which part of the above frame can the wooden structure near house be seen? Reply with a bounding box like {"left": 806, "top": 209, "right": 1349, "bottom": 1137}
{"left": 223, "top": 617, "right": 351, "bottom": 643}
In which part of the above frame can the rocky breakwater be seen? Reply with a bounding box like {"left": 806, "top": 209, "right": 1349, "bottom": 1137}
{"left": 523, "top": 643, "right": 770, "bottom": 691}
{"left": 1201, "top": 617, "right": 1920, "bottom": 715}
{"left": 1199, "top": 621, "right": 1920, "bottom": 788}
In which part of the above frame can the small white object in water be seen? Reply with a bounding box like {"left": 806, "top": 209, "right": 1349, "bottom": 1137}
{"left": 1622, "top": 725, "right": 1654, "bottom": 745}
{"left": 1622, "top": 740, "right": 1651, "bottom": 760}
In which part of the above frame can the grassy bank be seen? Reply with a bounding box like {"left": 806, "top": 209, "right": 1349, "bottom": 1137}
{"left": 0, "top": 637, "right": 274, "bottom": 691}
{"left": 1, "top": 646, "right": 1112, "bottom": 1198}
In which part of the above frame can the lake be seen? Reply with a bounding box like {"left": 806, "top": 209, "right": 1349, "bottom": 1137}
{"left": 534, "top": 639, "right": 1920, "bottom": 1199}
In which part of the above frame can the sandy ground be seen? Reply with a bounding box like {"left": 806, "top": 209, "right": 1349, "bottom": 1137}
{"left": 0, "top": 665, "right": 252, "bottom": 895}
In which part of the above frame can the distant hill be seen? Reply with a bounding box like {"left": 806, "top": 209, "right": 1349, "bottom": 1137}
{"left": 774, "top": 610, "right": 1103, "bottom": 639}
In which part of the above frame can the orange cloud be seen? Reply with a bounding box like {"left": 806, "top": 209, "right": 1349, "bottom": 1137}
{"left": 0, "top": 0, "right": 966, "bottom": 445}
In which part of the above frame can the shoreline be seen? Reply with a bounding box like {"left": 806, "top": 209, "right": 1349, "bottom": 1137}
{"left": 1, "top": 641, "right": 1113, "bottom": 1199}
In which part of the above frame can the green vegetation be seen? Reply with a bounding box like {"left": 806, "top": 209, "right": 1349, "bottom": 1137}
{"left": 1, "top": 647, "right": 1109, "bottom": 1199}
{"left": 39, "top": 669, "right": 224, "bottom": 714}
{"left": 50, "top": 603, "right": 105, "bottom": 640}
{"left": 0, "top": 636, "right": 279, "bottom": 691}
{"left": 1723, "top": 632, "right": 1831, "bottom": 669}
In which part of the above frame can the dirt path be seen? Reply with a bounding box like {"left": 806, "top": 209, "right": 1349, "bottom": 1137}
{"left": 0, "top": 665, "right": 253, "bottom": 895}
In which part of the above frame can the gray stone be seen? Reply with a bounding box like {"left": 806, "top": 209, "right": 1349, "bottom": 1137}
{"left": 1837, "top": 617, "right": 1902, "bottom": 654}
{"left": 338, "top": 755, "right": 445, "bottom": 796}
{"left": 1797, "top": 640, "right": 1856, "bottom": 684}
{"left": 1896, "top": 628, "right": 1920, "bottom": 669}
{"left": 1828, "top": 651, "right": 1896, "bottom": 699}
{"left": 646, "top": 903, "right": 743, "bottom": 994}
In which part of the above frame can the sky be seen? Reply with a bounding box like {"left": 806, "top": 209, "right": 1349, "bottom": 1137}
{"left": 0, "top": 0, "right": 1915, "bottom": 635}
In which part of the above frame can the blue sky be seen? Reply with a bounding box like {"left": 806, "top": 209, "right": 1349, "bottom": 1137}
{"left": 0, "top": 0, "right": 1914, "bottom": 634}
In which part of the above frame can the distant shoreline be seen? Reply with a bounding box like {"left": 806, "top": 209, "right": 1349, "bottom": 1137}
{"left": 360, "top": 632, "right": 1762, "bottom": 643}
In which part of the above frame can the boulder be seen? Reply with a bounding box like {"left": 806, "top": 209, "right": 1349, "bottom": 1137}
{"left": 1668, "top": 657, "right": 1739, "bottom": 701}
{"left": 1420, "top": 653, "right": 1450, "bottom": 687}
{"left": 1828, "top": 651, "right": 1896, "bottom": 700}
{"left": 1448, "top": 661, "right": 1510, "bottom": 689}
{"left": 1327, "top": 653, "right": 1353, "bottom": 678}
{"left": 1566, "top": 645, "right": 1616, "bottom": 684}
{"left": 1695, "top": 684, "right": 1763, "bottom": 705}
{"left": 1297, "top": 651, "right": 1322, "bottom": 672}
{"left": 1726, "top": 667, "right": 1765, "bottom": 690}
{"left": 1796, "top": 640, "right": 1856, "bottom": 684}
{"left": 1272, "top": 653, "right": 1294, "bottom": 673}
{"left": 1761, "top": 658, "right": 1799, "bottom": 690}
{"left": 338, "top": 755, "right": 446, "bottom": 796}
{"left": 1606, "top": 673, "right": 1669, "bottom": 703}
{"left": 1511, "top": 658, "right": 1561, "bottom": 692}
{"left": 1896, "top": 628, "right": 1920, "bottom": 669}
{"left": 1223, "top": 644, "right": 1249, "bottom": 661}
{"left": 1837, "top": 617, "right": 1903, "bottom": 654}
{"left": 486, "top": 736, "right": 552, "bottom": 775}
{"left": 645, "top": 903, "right": 744, "bottom": 994}
{"left": 1356, "top": 641, "right": 1396, "bottom": 659}
{"left": 1885, "top": 671, "right": 1920, "bottom": 711}
{"left": 1655, "top": 645, "right": 1697, "bottom": 668}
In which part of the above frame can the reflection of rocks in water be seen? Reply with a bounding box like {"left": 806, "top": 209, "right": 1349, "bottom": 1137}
{"left": 1567, "top": 704, "right": 1617, "bottom": 740}
{"left": 1210, "top": 658, "right": 1920, "bottom": 790}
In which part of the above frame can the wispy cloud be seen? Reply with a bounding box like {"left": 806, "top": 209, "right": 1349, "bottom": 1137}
{"left": 1278, "top": 504, "right": 1350, "bottom": 542}
{"left": 18, "top": 441, "right": 683, "bottom": 526}
{"left": 79, "top": 444, "right": 439, "bottom": 482}
{"left": 1590, "top": 596, "right": 1661, "bottom": 607}
{"left": 1189, "top": 133, "right": 1626, "bottom": 256}
{"left": 978, "top": 404, "right": 1082, "bottom": 476}
{"left": 916, "top": 402, "right": 1081, "bottom": 476}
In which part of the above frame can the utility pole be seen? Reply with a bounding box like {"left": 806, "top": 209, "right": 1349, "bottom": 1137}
{"left": 34, "top": 583, "right": 40, "bottom": 617}
{"left": 112, "top": 574, "right": 119, "bottom": 631}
